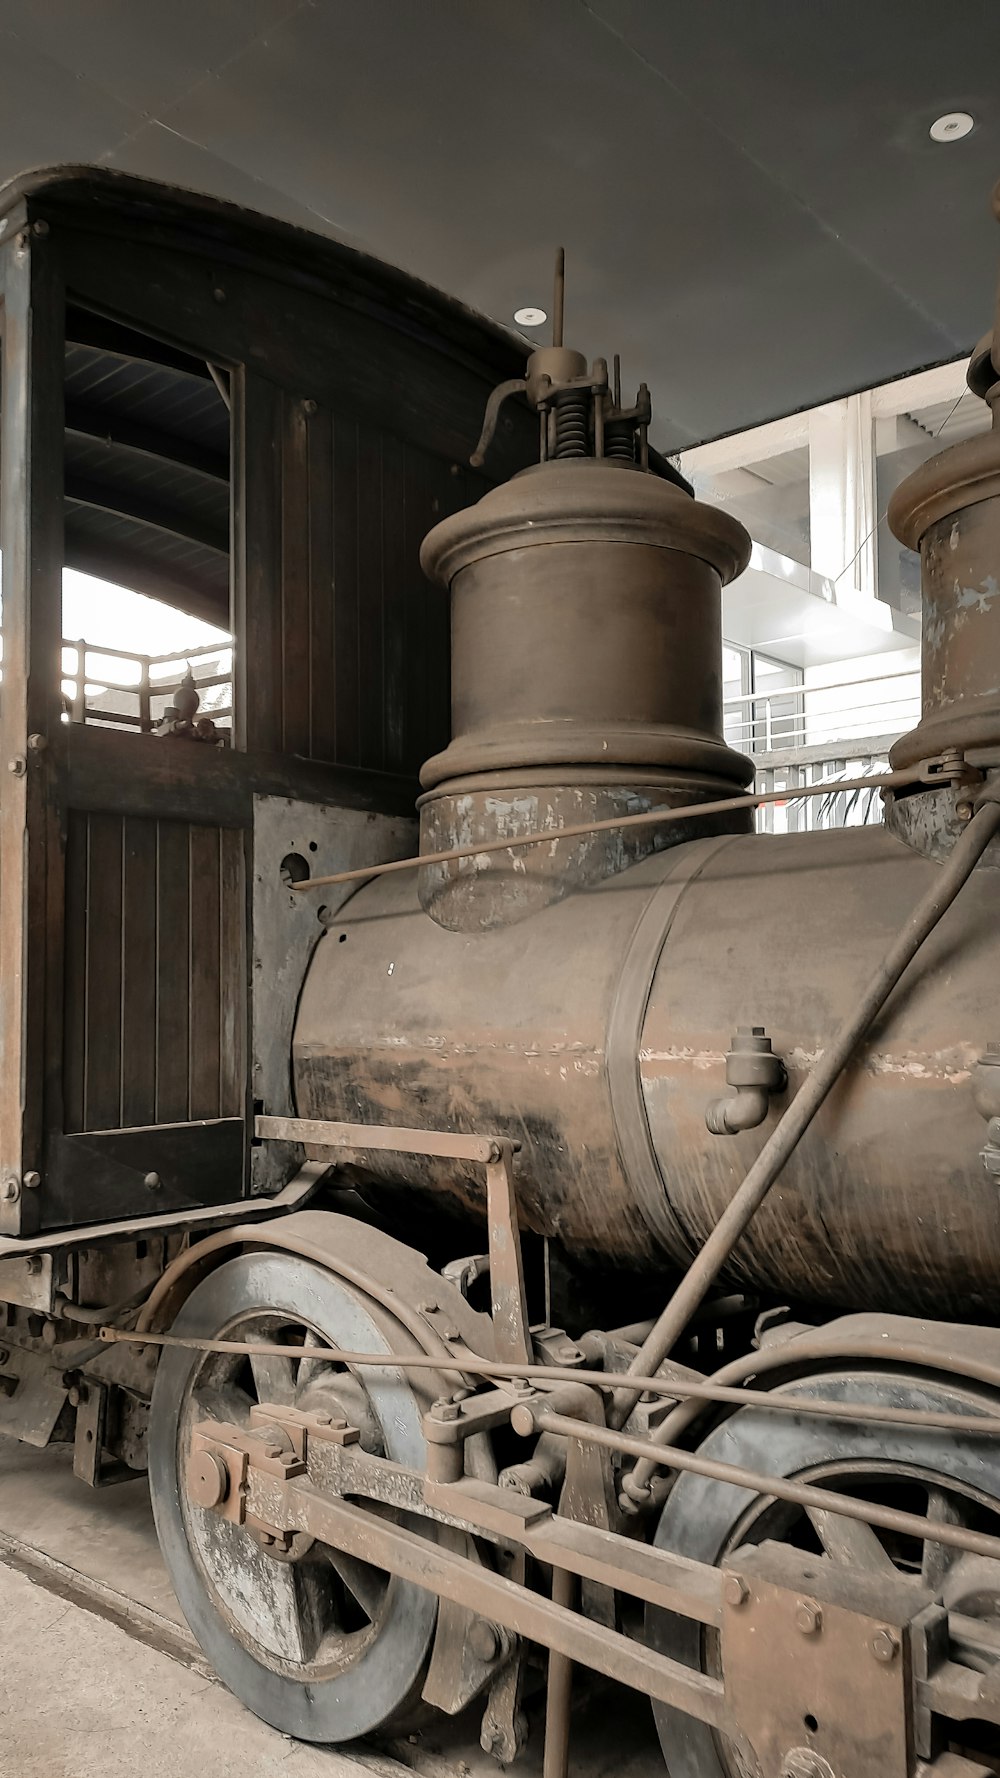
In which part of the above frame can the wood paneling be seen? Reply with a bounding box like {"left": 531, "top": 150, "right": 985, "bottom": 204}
{"left": 240, "top": 377, "right": 486, "bottom": 779}
{"left": 62, "top": 812, "right": 245, "bottom": 1133}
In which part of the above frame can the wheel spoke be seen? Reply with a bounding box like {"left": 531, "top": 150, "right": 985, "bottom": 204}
{"left": 922, "top": 1485, "right": 966, "bottom": 1592}
{"left": 297, "top": 1327, "right": 330, "bottom": 1391}
{"left": 806, "top": 1506, "right": 896, "bottom": 1572}
{"left": 191, "top": 1382, "right": 255, "bottom": 1428}
{"left": 325, "top": 1548, "right": 386, "bottom": 1623}
{"left": 249, "top": 1349, "right": 298, "bottom": 1407}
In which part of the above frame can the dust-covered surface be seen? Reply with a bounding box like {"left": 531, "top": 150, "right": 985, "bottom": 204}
{"left": 0, "top": 1439, "right": 663, "bottom": 1777}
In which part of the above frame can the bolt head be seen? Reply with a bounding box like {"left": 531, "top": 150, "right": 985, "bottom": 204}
{"left": 795, "top": 1600, "right": 822, "bottom": 1635}
{"left": 724, "top": 1573, "right": 749, "bottom": 1607}
{"left": 468, "top": 1619, "right": 501, "bottom": 1664}
{"left": 432, "top": 1396, "right": 461, "bottom": 1422}
{"left": 186, "top": 1447, "right": 228, "bottom": 1509}
{"left": 871, "top": 1627, "right": 900, "bottom": 1663}
{"left": 144, "top": 1171, "right": 161, "bottom": 1191}
{"left": 509, "top": 1402, "right": 536, "bottom": 1438}
{"left": 957, "top": 800, "right": 973, "bottom": 821}
{"left": 2, "top": 1178, "right": 20, "bottom": 1202}
{"left": 22, "top": 1171, "right": 40, "bottom": 1189}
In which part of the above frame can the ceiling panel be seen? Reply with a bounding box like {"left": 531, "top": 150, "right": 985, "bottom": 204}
{"left": 0, "top": 0, "right": 995, "bottom": 449}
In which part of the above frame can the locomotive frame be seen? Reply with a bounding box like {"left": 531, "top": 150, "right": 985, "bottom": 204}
{"left": 1, "top": 164, "right": 1000, "bottom": 1778}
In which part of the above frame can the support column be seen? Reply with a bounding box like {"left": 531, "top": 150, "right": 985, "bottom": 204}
{"left": 808, "top": 391, "right": 877, "bottom": 605}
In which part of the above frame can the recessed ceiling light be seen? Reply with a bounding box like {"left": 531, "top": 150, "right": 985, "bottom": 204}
{"left": 929, "top": 111, "right": 974, "bottom": 143}
{"left": 514, "top": 306, "right": 547, "bottom": 327}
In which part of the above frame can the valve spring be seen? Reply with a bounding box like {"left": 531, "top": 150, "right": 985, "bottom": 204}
{"left": 605, "top": 421, "right": 635, "bottom": 463}
{"left": 554, "top": 390, "right": 590, "bottom": 458}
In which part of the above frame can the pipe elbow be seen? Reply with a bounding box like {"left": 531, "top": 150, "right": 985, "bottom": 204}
{"left": 706, "top": 1086, "right": 770, "bottom": 1135}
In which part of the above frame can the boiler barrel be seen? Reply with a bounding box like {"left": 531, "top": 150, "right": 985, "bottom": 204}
{"left": 292, "top": 824, "right": 1000, "bottom": 1317}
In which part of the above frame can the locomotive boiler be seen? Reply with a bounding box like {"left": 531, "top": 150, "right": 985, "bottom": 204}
{"left": 3, "top": 166, "right": 1000, "bottom": 1778}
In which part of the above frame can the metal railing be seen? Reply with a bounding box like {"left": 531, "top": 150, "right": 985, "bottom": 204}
{"left": 751, "top": 754, "right": 891, "bottom": 833}
{"left": 60, "top": 638, "right": 233, "bottom": 732}
{"left": 724, "top": 668, "right": 921, "bottom": 832}
{"left": 723, "top": 666, "right": 919, "bottom": 756}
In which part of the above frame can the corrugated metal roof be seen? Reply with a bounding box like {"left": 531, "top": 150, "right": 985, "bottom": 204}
{"left": 62, "top": 307, "right": 230, "bottom": 621}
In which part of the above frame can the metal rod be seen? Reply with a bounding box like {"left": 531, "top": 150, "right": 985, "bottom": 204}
{"left": 529, "top": 1406, "right": 1000, "bottom": 1568}
{"left": 286, "top": 1486, "right": 734, "bottom": 1728}
{"left": 614, "top": 793, "right": 1000, "bottom": 1471}
{"left": 544, "top": 1566, "right": 575, "bottom": 1778}
{"left": 98, "top": 1328, "right": 1000, "bottom": 1435}
{"left": 290, "top": 764, "right": 940, "bottom": 894}
{"left": 206, "top": 362, "right": 231, "bottom": 410}
{"left": 553, "top": 248, "right": 565, "bottom": 349}
{"left": 656, "top": 1331, "right": 1000, "bottom": 1452}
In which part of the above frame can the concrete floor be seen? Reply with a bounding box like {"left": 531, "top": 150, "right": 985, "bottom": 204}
{"left": 0, "top": 1440, "right": 661, "bottom": 1778}
{"left": 0, "top": 1559, "right": 405, "bottom": 1778}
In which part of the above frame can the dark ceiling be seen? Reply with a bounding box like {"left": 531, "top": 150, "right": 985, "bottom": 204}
{"left": 0, "top": 0, "right": 998, "bottom": 450}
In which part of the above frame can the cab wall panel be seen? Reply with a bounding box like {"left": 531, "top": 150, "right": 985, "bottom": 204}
{"left": 63, "top": 811, "right": 245, "bottom": 1132}
{"left": 245, "top": 381, "right": 488, "bottom": 780}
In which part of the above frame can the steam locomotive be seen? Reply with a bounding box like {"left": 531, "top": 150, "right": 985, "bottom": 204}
{"left": 2, "top": 164, "right": 1000, "bottom": 1778}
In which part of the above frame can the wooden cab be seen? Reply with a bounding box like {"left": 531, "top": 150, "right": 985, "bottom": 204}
{"left": 0, "top": 166, "right": 531, "bottom": 1237}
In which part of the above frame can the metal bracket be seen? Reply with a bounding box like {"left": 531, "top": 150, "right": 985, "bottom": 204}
{"left": 722, "top": 1541, "right": 935, "bottom": 1778}
{"left": 72, "top": 1379, "right": 133, "bottom": 1487}
{"left": 254, "top": 1117, "right": 532, "bottom": 1364}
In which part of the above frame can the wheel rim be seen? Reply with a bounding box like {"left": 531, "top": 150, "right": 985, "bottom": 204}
{"left": 647, "top": 1369, "right": 1000, "bottom": 1778}
{"left": 149, "top": 1250, "right": 439, "bottom": 1742}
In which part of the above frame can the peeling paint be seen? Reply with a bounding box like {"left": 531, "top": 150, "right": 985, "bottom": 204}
{"left": 644, "top": 1042, "right": 975, "bottom": 1082}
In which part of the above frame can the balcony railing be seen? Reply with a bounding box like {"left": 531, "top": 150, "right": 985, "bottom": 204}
{"left": 724, "top": 667, "right": 921, "bottom": 831}
{"left": 60, "top": 638, "right": 233, "bottom": 733}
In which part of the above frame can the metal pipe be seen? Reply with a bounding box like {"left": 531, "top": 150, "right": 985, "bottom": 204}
{"left": 100, "top": 1327, "right": 1000, "bottom": 1435}
{"left": 705, "top": 1085, "right": 770, "bottom": 1135}
{"left": 552, "top": 248, "right": 565, "bottom": 350}
{"left": 615, "top": 793, "right": 1000, "bottom": 1483}
{"left": 526, "top": 1405, "right": 1000, "bottom": 1569}
{"left": 654, "top": 1329, "right": 1000, "bottom": 1452}
{"left": 543, "top": 1566, "right": 575, "bottom": 1778}
{"left": 290, "top": 764, "right": 941, "bottom": 894}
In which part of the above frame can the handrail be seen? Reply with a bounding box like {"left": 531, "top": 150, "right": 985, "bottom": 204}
{"left": 723, "top": 665, "right": 918, "bottom": 709}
